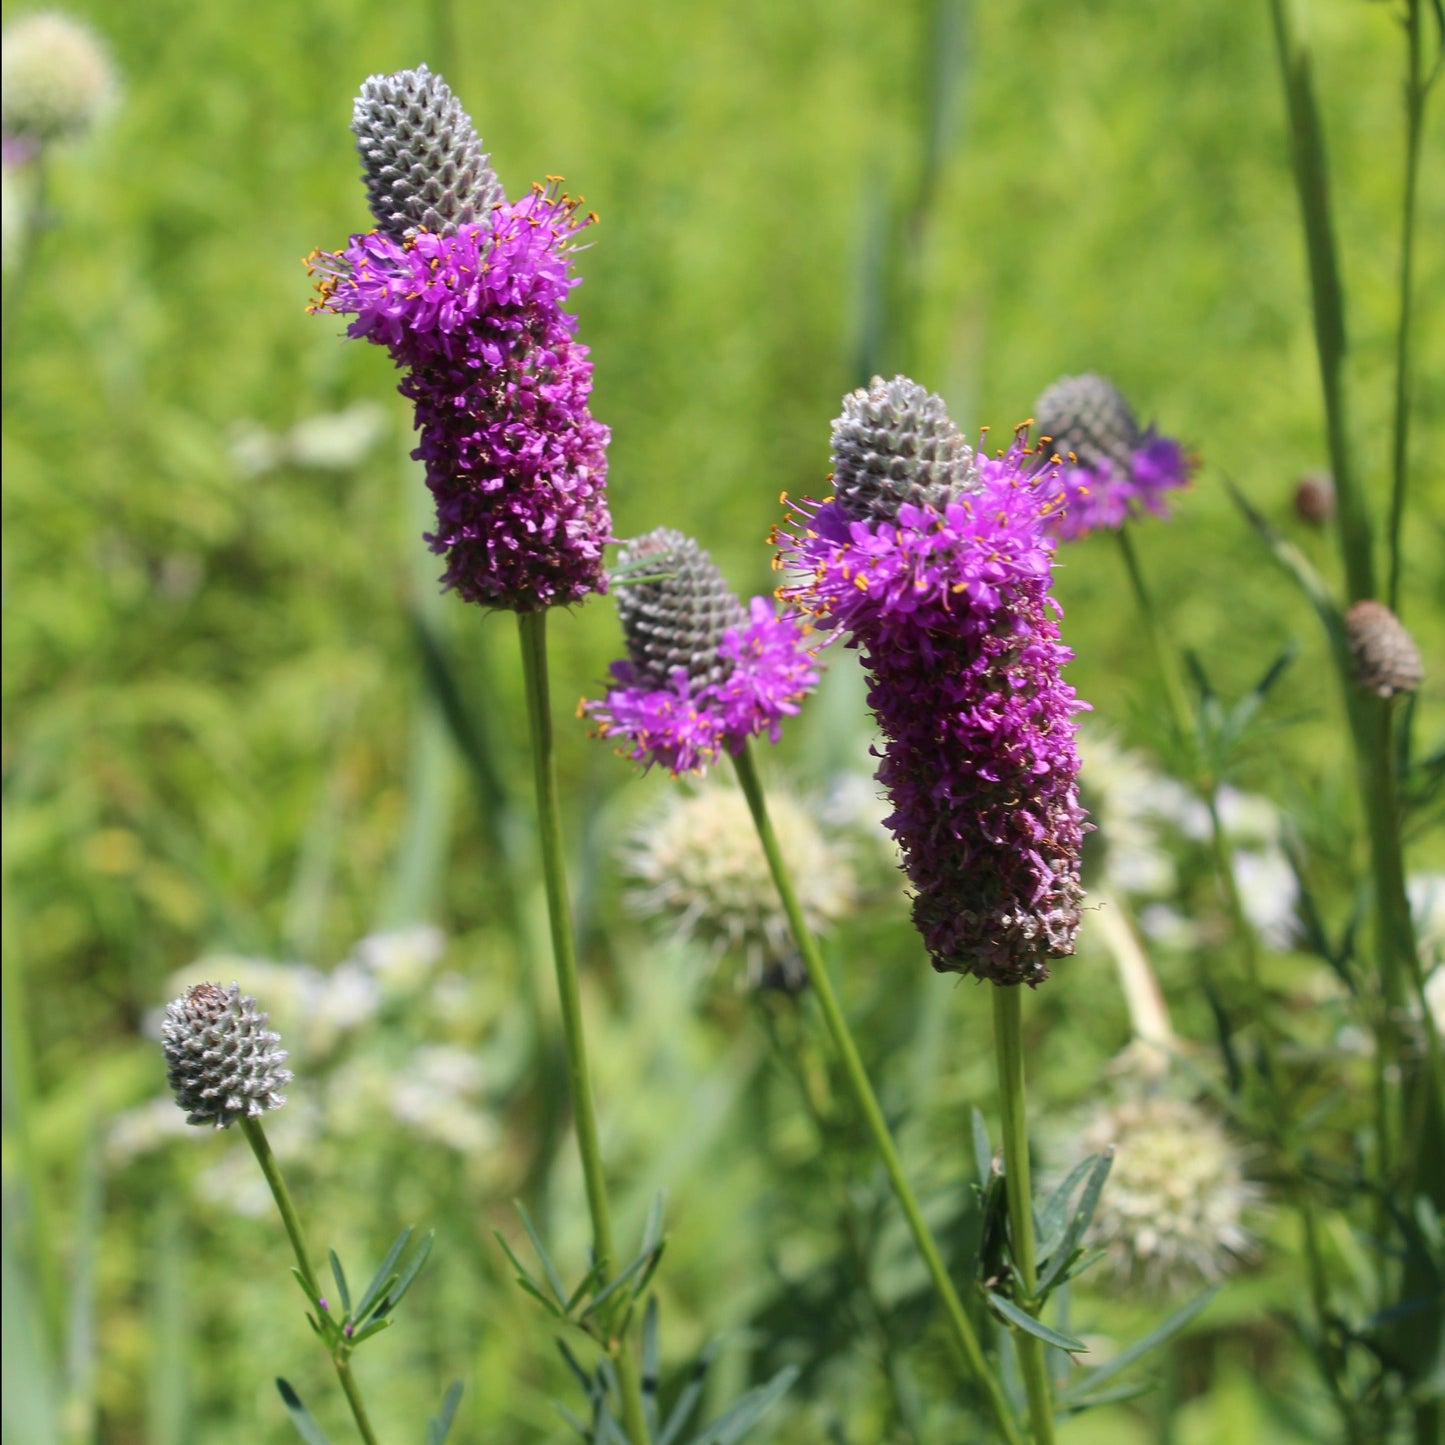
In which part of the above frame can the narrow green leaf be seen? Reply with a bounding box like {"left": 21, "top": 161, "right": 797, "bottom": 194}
{"left": 986, "top": 1292, "right": 1087, "bottom": 1354}
{"left": 578, "top": 1244, "right": 662, "bottom": 1322}
{"left": 515, "top": 1201, "right": 569, "bottom": 1306}
{"left": 275, "top": 1379, "right": 333, "bottom": 1445}
{"left": 1036, "top": 1154, "right": 1099, "bottom": 1261}
{"left": 372, "top": 1230, "right": 434, "bottom": 1318}
{"left": 328, "top": 1251, "right": 351, "bottom": 1318}
{"left": 641, "top": 1296, "right": 661, "bottom": 1437}
{"left": 563, "top": 1259, "right": 607, "bottom": 1316}
{"left": 656, "top": 1342, "right": 717, "bottom": 1445}
{"left": 1057, "top": 1286, "right": 1218, "bottom": 1405}
{"left": 555, "top": 1340, "right": 599, "bottom": 1401}
{"left": 690, "top": 1364, "right": 800, "bottom": 1445}
{"left": 354, "top": 1227, "right": 412, "bottom": 1325}
{"left": 426, "top": 1381, "right": 463, "bottom": 1445}
{"left": 346, "top": 1317, "right": 393, "bottom": 1346}
{"left": 971, "top": 1107, "right": 991, "bottom": 1183}
{"left": 1037, "top": 1148, "right": 1113, "bottom": 1294}
{"left": 1058, "top": 1379, "right": 1156, "bottom": 1413}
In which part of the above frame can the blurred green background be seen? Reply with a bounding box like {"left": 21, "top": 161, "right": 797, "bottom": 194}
{"left": 2, "top": 0, "right": 1442, "bottom": 1440}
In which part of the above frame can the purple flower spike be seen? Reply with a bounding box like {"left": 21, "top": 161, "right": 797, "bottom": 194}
{"left": 310, "top": 68, "right": 611, "bottom": 612}
{"left": 779, "top": 412, "right": 1090, "bottom": 988}
{"left": 1033, "top": 373, "right": 1195, "bottom": 540}
{"left": 584, "top": 530, "right": 820, "bottom": 775}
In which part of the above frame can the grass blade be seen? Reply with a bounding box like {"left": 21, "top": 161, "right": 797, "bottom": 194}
{"left": 1057, "top": 1287, "right": 1218, "bottom": 1405}
{"left": 276, "top": 1379, "right": 333, "bottom": 1445}
{"left": 427, "top": 1381, "right": 463, "bottom": 1445}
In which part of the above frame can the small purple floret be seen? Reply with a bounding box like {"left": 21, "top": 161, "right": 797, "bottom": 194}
{"left": 1044, "top": 430, "right": 1193, "bottom": 541}
{"left": 779, "top": 436, "right": 1089, "bottom": 986}
{"left": 586, "top": 597, "right": 820, "bottom": 775}
{"left": 309, "top": 185, "right": 611, "bottom": 610}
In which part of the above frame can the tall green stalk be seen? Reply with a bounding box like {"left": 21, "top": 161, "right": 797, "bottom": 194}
{"left": 731, "top": 742, "right": 1024, "bottom": 1445}
{"left": 515, "top": 610, "right": 649, "bottom": 1445}
{"left": 1266, "top": 0, "right": 1373, "bottom": 605}
{"left": 1387, "top": 0, "right": 1431, "bottom": 614}
{"left": 239, "top": 1117, "right": 380, "bottom": 1445}
{"left": 991, "top": 988, "right": 1056, "bottom": 1445}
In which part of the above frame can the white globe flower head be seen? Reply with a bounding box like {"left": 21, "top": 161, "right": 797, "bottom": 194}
{"left": 2, "top": 11, "right": 117, "bottom": 152}
{"left": 1079, "top": 1093, "right": 1262, "bottom": 1294}
{"left": 621, "top": 779, "right": 856, "bottom": 984}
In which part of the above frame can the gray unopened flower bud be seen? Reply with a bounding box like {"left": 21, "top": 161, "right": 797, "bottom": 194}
{"left": 351, "top": 64, "right": 504, "bottom": 239}
{"left": 1, "top": 12, "right": 116, "bottom": 149}
{"left": 614, "top": 528, "right": 747, "bottom": 689}
{"left": 1346, "top": 600, "right": 1423, "bottom": 699}
{"left": 830, "top": 375, "right": 979, "bottom": 524}
{"left": 162, "top": 982, "right": 291, "bottom": 1128}
{"left": 1034, "top": 373, "right": 1141, "bottom": 474}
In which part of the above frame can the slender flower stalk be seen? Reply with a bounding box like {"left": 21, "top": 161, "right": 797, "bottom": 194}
{"left": 238, "top": 1118, "right": 381, "bottom": 1445}
{"left": 161, "top": 983, "right": 380, "bottom": 1444}
{"left": 732, "top": 743, "right": 1024, "bottom": 1445}
{"left": 1387, "top": 0, "right": 1435, "bottom": 614}
{"left": 518, "top": 610, "right": 649, "bottom": 1445}
{"left": 991, "top": 988, "right": 1055, "bottom": 1445}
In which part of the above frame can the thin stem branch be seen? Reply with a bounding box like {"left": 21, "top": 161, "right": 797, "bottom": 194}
{"left": 1387, "top": 0, "right": 1428, "bottom": 613}
{"left": 1114, "top": 528, "right": 1194, "bottom": 759}
{"left": 991, "top": 988, "right": 1056, "bottom": 1445}
{"left": 239, "top": 1116, "right": 380, "bottom": 1445}
{"left": 515, "top": 610, "right": 649, "bottom": 1445}
{"left": 1266, "top": 0, "right": 1374, "bottom": 603}
{"left": 731, "top": 742, "right": 1024, "bottom": 1445}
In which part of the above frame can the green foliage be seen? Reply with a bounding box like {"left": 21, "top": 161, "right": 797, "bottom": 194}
{"left": 3, "top": 0, "right": 1443, "bottom": 1441}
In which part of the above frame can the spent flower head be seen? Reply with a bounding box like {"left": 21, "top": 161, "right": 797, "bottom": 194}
{"left": 310, "top": 66, "right": 610, "bottom": 611}
{"left": 161, "top": 982, "right": 292, "bottom": 1129}
{"left": 1345, "top": 600, "right": 1423, "bottom": 699}
{"left": 1033, "top": 373, "right": 1194, "bottom": 540}
{"left": 778, "top": 384, "right": 1089, "bottom": 986}
{"left": 1080, "top": 1093, "right": 1261, "bottom": 1294}
{"left": 1, "top": 11, "right": 115, "bottom": 158}
{"left": 584, "top": 528, "right": 820, "bottom": 774}
{"left": 622, "top": 779, "right": 856, "bottom": 979}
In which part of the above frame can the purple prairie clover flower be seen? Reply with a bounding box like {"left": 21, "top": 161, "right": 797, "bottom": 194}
{"left": 778, "top": 402, "right": 1089, "bottom": 987}
{"left": 583, "top": 528, "right": 820, "bottom": 775}
{"left": 1033, "top": 373, "right": 1194, "bottom": 541}
{"left": 308, "top": 66, "right": 610, "bottom": 611}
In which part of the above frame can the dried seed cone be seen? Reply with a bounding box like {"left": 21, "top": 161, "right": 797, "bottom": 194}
{"left": 830, "top": 375, "right": 979, "bottom": 524}
{"left": 615, "top": 528, "right": 747, "bottom": 689}
{"left": 162, "top": 982, "right": 292, "bottom": 1128}
{"left": 1346, "top": 600, "right": 1423, "bottom": 699}
{"left": 1292, "top": 473, "right": 1335, "bottom": 527}
{"left": 351, "top": 64, "right": 504, "bottom": 239}
{"left": 1035, "top": 373, "right": 1141, "bottom": 474}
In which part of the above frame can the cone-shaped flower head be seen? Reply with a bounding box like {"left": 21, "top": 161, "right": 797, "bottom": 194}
{"left": 831, "top": 375, "right": 981, "bottom": 523}
{"left": 615, "top": 528, "right": 748, "bottom": 688}
{"left": 1033, "top": 373, "right": 1194, "bottom": 540}
{"left": 1346, "top": 600, "right": 1423, "bottom": 698}
{"left": 310, "top": 67, "right": 610, "bottom": 611}
{"left": 1080, "top": 1094, "right": 1261, "bottom": 1293}
{"left": 351, "top": 63, "right": 504, "bottom": 239}
{"left": 1, "top": 12, "right": 115, "bottom": 156}
{"left": 162, "top": 982, "right": 292, "bottom": 1129}
{"left": 585, "top": 528, "right": 820, "bottom": 774}
{"left": 778, "top": 382, "right": 1089, "bottom": 986}
{"left": 622, "top": 779, "right": 856, "bottom": 982}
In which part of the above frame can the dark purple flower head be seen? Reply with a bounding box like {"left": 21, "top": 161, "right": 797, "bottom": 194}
{"left": 584, "top": 529, "right": 820, "bottom": 775}
{"left": 309, "top": 68, "right": 610, "bottom": 612}
{"left": 779, "top": 410, "right": 1089, "bottom": 987}
{"left": 1033, "top": 373, "right": 1194, "bottom": 541}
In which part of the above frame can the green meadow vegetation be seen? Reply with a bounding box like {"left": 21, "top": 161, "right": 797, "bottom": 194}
{"left": 2, "top": 0, "right": 1442, "bottom": 1441}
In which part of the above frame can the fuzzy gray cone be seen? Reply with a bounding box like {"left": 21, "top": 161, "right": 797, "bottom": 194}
{"left": 352, "top": 63, "right": 504, "bottom": 238}
{"left": 830, "top": 375, "right": 980, "bottom": 524}
{"left": 1034, "top": 373, "right": 1141, "bottom": 474}
{"left": 162, "top": 981, "right": 292, "bottom": 1128}
{"left": 615, "top": 528, "right": 748, "bottom": 688}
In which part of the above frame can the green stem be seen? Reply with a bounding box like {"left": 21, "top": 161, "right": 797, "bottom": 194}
{"left": 515, "top": 610, "right": 649, "bottom": 1445}
{"left": 1387, "top": 0, "right": 1427, "bottom": 614}
{"left": 239, "top": 1117, "right": 380, "bottom": 1445}
{"left": 1266, "top": 0, "right": 1374, "bottom": 604}
{"left": 991, "top": 988, "right": 1057, "bottom": 1445}
{"left": 731, "top": 743, "right": 1024, "bottom": 1445}
{"left": 1114, "top": 528, "right": 1194, "bottom": 761}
